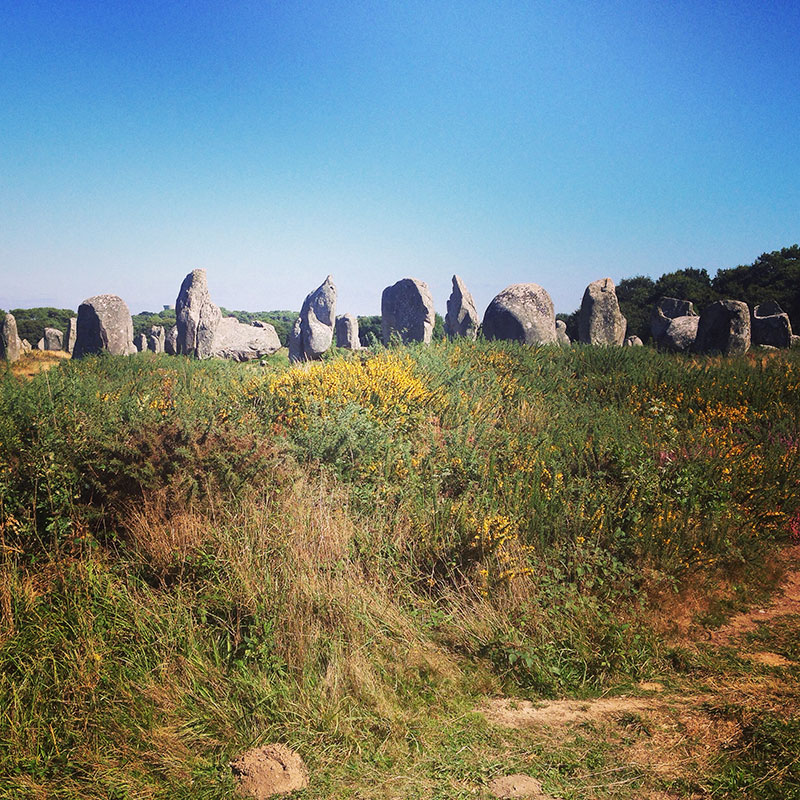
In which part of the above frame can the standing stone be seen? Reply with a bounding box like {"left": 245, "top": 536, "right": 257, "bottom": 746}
{"left": 752, "top": 301, "right": 792, "bottom": 348}
{"left": 482, "top": 284, "right": 557, "bottom": 345}
{"left": 658, "top": 316, "right": 700, "bottom": 352}
{"left": 164, "top": 325, "right": 178, "bottom": 355}
{"left": 36, "top": 338, "right": 45, "bottom": 351}
{"left": 73, "top": 295, "right": 136, "bottom": 358}
{"left": 0, "top": 313, "right": 23, "bottom": 363}
{"left": 335, "top": 314, "right": 361, "bottom": 350}
{"left": 64, "top": 317, "right": 77, "bottom": 354}
{"left": 175, "top": 269, "right": 222, "bottom": 359}
{"left": 578, "top": 278, "right": 626, "bottom": 345}
{"left": 381, "top": 278, "right": 435, "bottom": 345}
{"left": 288, "top": 276, "right": 337, "bottom": 363}
{"left": 444, "top": 274, "right": 479, "bottom": 339}
{"left": 148, "top": 325, "right": 166, "bottom": 353}
{"left": 43, "top": 328, "right": 64, "bottom": 350}
{"left": 135, "top": 333, "right": 148, "bottom": 352}
{"left": 555, "top": 319, "right": 571, "bottom": 346}
{"left": 624, "top": 335, "right": 643, "bottom": 347}
{"left": 693, "top": 300, "right": 751, "bottom": 356}
{"left": 211, "top": 317, "right": 281, "bottom": 361}
{"left": 650, "top": 297, "right": 697, "bottom": 341}
{"left": 288, "top": 317, "right": 303, "bottom": 363}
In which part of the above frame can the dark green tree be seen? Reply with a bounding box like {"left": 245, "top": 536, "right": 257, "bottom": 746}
{"left": 357, "top": 316, "right": 382, "bottom": 347}
{"left": 652, "top": 268, "right": 717, "bottom": 311}
{"left": 9, "top": 307, "right": 76, "bottom": 346}
{"left": 713, "top": 245, "right": 800, "bottom": 331}
{"left": 616, "top": 276, "right": 656, "bottom": 341}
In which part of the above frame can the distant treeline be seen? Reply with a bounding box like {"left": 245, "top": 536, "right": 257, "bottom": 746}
{"left": 0, "top": 307, "right": 76, "bottom": 345}
{"left": 559, "top": 244, "right": 800, "bottom": 342}
{"left": 4, "top": 245, "right": 797, "bottom": 346}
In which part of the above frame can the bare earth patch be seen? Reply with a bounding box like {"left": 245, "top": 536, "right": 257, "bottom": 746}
{"left": 488, "top": 773, "right": 560, "bottom": 799}
{"left": 230, "top": 744, "right": 309, "bottom": 799}
{"left": 709, "top": 557, "right": 800, "bottom": 646}
{"left": 480, "top": 696, "right": 655, "bottom": 729}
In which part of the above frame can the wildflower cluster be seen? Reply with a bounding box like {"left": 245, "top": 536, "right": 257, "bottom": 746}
{"left": 266, "top": 351, "right": 442, "bottom": 431}
{"left": 468, "top": 513, "right": 533, "bottom": 595}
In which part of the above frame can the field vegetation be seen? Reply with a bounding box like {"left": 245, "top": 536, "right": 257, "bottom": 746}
{"left": 0, "top": 341, "right": 798, "bottom": 798}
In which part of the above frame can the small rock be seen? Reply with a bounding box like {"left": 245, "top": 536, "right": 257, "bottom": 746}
{"left": 555, "top": 319, "right": 571, "bottom": 346}
{"left": 135, "top": 332, "right": 148, "bottom": 352}
{"left": 230, "top": 743, "right": 309, "bottom": 799}
{"left": 624, "top": 335, "right": 643, "bottom": 347}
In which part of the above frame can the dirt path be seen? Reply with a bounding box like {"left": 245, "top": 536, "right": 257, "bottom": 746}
{"left": 476, "top": 551, "right": 800, "bottom": 799}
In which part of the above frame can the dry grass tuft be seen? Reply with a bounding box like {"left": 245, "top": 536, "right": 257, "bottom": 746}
{"left": 9, "top": 349, "right": 71, "bottom": 379}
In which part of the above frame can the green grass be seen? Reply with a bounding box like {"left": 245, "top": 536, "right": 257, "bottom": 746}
{"left": 1, "top": 342, "right": 799, "bottom": 797}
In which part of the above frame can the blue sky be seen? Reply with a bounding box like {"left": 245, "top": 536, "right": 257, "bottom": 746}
{"left": 1, "top": 1, "right": 798, "bottom": 317}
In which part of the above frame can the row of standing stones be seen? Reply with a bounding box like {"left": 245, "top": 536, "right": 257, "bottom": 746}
{"left": 1, "top": 271, "right": 797, "bottom": 364}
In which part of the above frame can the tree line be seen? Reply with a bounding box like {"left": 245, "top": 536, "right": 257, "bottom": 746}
{"left": 4, "top": 245, "right": 797, "bottom": 347}
{"left": 561, "top": 244, "right": 799, "bottom": 342}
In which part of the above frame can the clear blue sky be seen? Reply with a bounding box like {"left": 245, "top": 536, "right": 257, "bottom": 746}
{"left": 1, "top": 0, "right": 798, "bottom": 317}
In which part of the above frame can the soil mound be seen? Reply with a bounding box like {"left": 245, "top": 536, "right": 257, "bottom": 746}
{"left": 230, "top": 743, "right": 309, "bottom": 798}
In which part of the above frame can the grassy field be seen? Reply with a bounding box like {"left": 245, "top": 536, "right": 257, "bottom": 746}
{"left": 1, "top": 342, "right": 799, "bottom": 799}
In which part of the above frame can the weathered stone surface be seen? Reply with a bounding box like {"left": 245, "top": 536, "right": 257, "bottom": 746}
{"left": 791, "top": 335, "right": 800, "bottom": 348}
{"left": 1, "top": 313, "right": 23, "bottom": 362}
{"left": 21, "top": 339, "right": 32, "bottom": 352}
{"left": 230, "top": 743, "right": 309, "bottom": 799}
{"left": 36, "top": 338, "right": 45, "bottom": 351}
{"left": 444, "top": 274, "right": 479, "bottom": 339}
{"left": 73, "top": 294, "right": 136, "bottom": 358}
{"left": 650, "top": 297, "right": 697, "bottom": 340}
{"left": 296, "top": 276, "right": 337, "bottom": 363}
{"left": 134, "top": 333, "right": 147, "bottom": 352}
{"left": 211, "top": 317, "right": 281, "bottom": 361}
{"left": 658, "top": 316, "right": 699, "bottom": 352}
{"left": 755, "top": 300, "right": 783, "bottom": 317}
{"left": 176, "top": 269, "right": 221, "bottom": 359}
{"left": 693, "top": 300, "right": 751, "bottom": 356}
{"left": 555, "top": 319, "right": 571, "bottom": 346}
{"left": 164, "top": 325, "right": 178, "bottom": 355}
{"left": 624, "top": 335, "right": 643, "bottom": 347}
{"left": 752, "top": 301, "right": 792, "bottom": 348}
{"left": 335, "top": 313, "right": 361, "bottom": 350}
{"left": 148, "top": 325, "right": 165, "bottom": 353}
{"left": 482, "top": 284, "right": 557, "bottom": 345}
{"left": 64, "top": 318, "right": 77, "bottom": 354}
{"left": 288, "top": 317, "right": 303, "bottom": 364}
{"left": 578, "top": 278, "right": 626, "bottom": 345}
{"left": 381, "top": 278, "right": 435, "bottom": 345}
